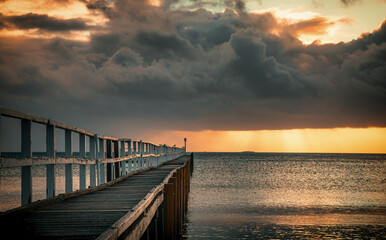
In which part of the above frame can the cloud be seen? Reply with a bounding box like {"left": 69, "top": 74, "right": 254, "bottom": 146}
{"left": 0, "top": 1, "right": 385, "bottom": 136}
{"left": 289, "top": 17, "right": 335, "bottom": 36}
{"left": 0, "top": 13, "right": 89, "bottom": 31}
{"left": 223, "top": 0, "right": 247, "bottom": 14}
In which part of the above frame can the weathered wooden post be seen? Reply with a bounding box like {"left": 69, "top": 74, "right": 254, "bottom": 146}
{"left": 140, "top": 140, "right": 143, "bottom": 169}
{"left": 65, "top": 129, "right": 73, "bottom": 193}
{"left": 95, "top": 134, "right": 100, "bottom": 186}
{"left": 114, "top": 141, "right": 120, "bottom": 178}
{"left": 79, "top": 133, "right": 86, "bottom": 190}
{"left": 46, "top": 122, "right": 55, "bottom": 198}
{"left": 106, "top": 140, "right": 112, "bottom": 182}
{"left": 128, "top": 140, "right": 132, "bottom": 155}
{"left": 153, "top": 208, "right": 159, "bottom": 240}
{"left": 120, "top": 140, "right": 126, "bottom": 175}
{"left": 99, "top": 138, "right": 106, "bottom": 184}
{"left": 184, "top": 165, "right": 188, "bottom": 217}
{"left": 184, "top": 138, "right": 187, "bottom": 154}
{"left": 127, "top": 140, "right": 132, "bottom": 173}
{"left": 21, "top": 119, "right": 32, "bottom": 205}
{"left": 133, "top": 140, "right": 137, "bottom": 171}
{"left": 164, "top": 177, "right": 176, "bottom": 240}
{"left": 176, "top": 170, "right": 182, "bottom": 232}
{"left": 128, "top": 159, "right": 132, "bottom": 173}
{"left": 90, "top": 135, "right": 96, "bottom": 188}
{"left": 180, "top": 168, "right": 185, "bottom": 222}
{"left": 158, "top": 203, "right": 165, "bottom": 240}
{"left": 155, "top": 145, "right": 159, "bottom": 166}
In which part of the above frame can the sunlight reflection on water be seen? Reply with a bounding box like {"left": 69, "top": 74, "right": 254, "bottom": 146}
{"left": 0, "top": 164, "right": 91, "bottom": 211}
{"left": 183, "top": 152, "right": 386, "bottom": 239}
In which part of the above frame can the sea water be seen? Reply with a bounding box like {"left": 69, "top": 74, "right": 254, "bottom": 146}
{"left": 183, "top": 152, "right": 386, "bottom": 239}
{"left": 0, "top": 164, "right": 91, "bottom": 211}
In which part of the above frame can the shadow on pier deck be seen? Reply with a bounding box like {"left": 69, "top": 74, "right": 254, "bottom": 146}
{"left": 0, "top": 155, "right": 192, "bottom": 240}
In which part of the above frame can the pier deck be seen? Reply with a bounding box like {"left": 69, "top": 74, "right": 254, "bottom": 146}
{"left": 1, "top": 156, "right": 190, "bottom": 239}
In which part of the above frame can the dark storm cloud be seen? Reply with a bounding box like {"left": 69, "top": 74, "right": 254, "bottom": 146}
{"left": 0, "top": 0, "right": 385, "bottom": 135}
{"left": 223, "top": 0, "right": 247, "bottom": 14}
{"left": 0, "top": 13, "right": 88, "bottom": 31}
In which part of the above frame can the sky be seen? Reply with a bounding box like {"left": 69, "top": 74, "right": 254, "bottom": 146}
{"left": 0, "top": 0, "right": 385, "bottom": 153}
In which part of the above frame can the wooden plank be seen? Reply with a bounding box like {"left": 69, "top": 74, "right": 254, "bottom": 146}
{"left": 50, "top": 120, "right": 94, "bottom": 136}
{"left": 0, "top": 108, "right": 48, "bottom": 124}
{"left": 0, "top": 157, "right": 96, "bottom": 168}
{"left": 0, "top": 108, "right": 95, "bottom": 136}
{"left": 98, "top": 135, "right": 119, "bottom": 141}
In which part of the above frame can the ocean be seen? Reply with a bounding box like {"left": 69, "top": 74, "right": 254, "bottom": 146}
{"left": 182, "top": 152, "right": 386, "bottom": 239}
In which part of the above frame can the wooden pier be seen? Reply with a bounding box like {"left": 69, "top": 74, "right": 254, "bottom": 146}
{"left": 0, "top": 108, "right": 192, "bottom": 239}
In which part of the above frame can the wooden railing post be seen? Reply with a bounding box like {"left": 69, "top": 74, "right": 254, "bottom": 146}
{"left": 120, "top": 140, "right": 125, "bottom": 157}
{"left": 99, "top": 138, "right": 105, "bottom": 184}
{"left": 140, "top": 140, "right": 143, "bottom": 169}
{"left": 46, "top": 122, "right": 55, "bottom": 198}
{"left": 79, "top": 133, "right": 86, "bottom": 190}
{"left": 127, "top": 140, "right": 132, "bottom": 173}
{"left": 46, "top": 122, "right": 55, "bottom": 157}
{"left": 128, "top": 159, "right": 132, "bottom": 173}
{"left": 90, "top": 135, "right": 96, "bottom": 188}
{"left": 106, "top": 140, "right": 112, "bottom": 182}
{"left": 164, "top": 177, "right": 176, "bottom": 240}
{"left": 128, "top": 140, "right": 132, "bottom": 155}
{"left": 21, "top": 119, "right": 32, "bottom": 205}
{"left": 132, "top": 141, "right": 136, "bottom": 171}
{"left": 65, "top": 129, "right": 73, "bottom": 193}
{"left": 120, "top": 140, "right": 126, "bottom": 175}
{"left": 114, "top": 141, "right": 120, "bottom": 178}
{"left": 95, "top": 135, "right": 100, "bottom": 186}
{"left": 143, "top": 142, "right": 146, "bottom": 168}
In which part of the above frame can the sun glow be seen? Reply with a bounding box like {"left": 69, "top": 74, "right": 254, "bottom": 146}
{"left": 250, "top": 7, "right": 357, "bottom": 44}
{"left": 149, "top": 128, "right": 386, "bottom": 153}
{"left": 148, "top": 0, "right": 162, "bottom": 7}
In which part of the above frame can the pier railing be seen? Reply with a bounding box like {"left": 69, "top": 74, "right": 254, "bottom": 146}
{"left": 0, "top": 108, "right": 186, "bottom": 207}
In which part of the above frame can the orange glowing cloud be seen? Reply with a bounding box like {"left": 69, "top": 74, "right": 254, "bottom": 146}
{"left": 0, "top": 0, "right": 107, "bottom": 41}
{"left": 289, "top": 17, "right": 335, "bottom": 36}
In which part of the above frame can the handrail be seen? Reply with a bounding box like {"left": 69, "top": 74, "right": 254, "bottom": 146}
{"left": 0, "top": 108, "right": 186, "bottom": 207}
{"left": 97, "top": 157, "right": 190, "bottom": 240}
